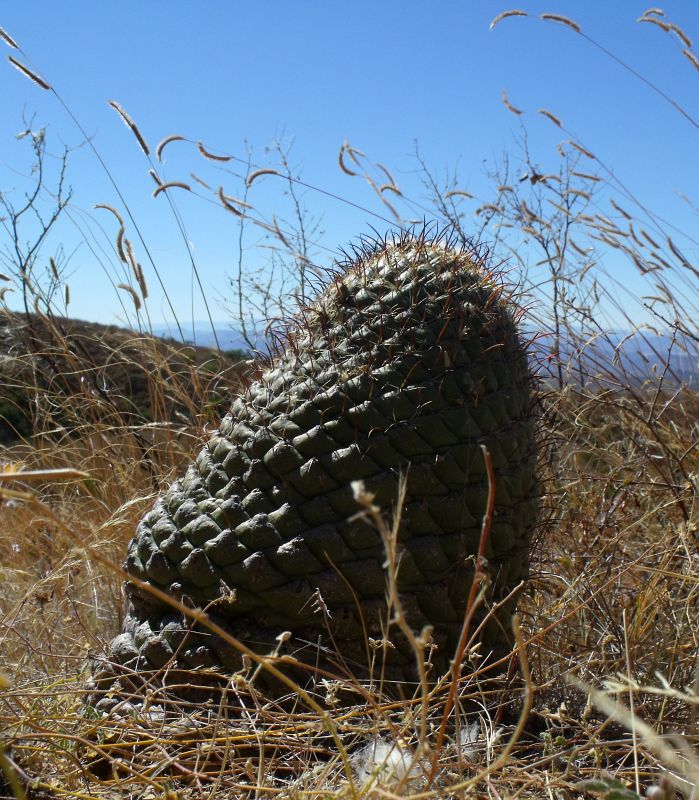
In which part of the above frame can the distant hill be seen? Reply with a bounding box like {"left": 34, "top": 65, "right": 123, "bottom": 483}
{"left": 530, "top": 330, "right": 699, "bottom": 387}
{"left": 0, "top": 312, "right": 245, "bottom": 444}
{"left": 149, "top": 321, "right": 263, "bottom": 355}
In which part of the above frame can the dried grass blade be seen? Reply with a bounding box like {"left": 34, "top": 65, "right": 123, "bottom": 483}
{"left": 0, "top": 468, "right": 90, "bottom": 483}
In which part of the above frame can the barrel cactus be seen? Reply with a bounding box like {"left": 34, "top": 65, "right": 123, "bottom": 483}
{"left": 94, "top": 229, "right": 538, "bottom": 703}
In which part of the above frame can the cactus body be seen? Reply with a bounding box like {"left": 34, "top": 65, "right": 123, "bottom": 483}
{"left": 98, "top": 231, "right": 538, "bottom": 697}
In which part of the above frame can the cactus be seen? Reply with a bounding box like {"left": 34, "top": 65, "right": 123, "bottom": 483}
{"left": 94, "top": 229, "right": 538, "bottom": 702}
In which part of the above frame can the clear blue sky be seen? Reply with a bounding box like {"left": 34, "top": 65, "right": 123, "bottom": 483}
{"left": 1, "top": 2, "right": 698, "bottom": 333}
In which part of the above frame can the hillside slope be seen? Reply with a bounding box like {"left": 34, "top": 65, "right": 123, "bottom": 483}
{"left": 0, "top": 311, "right": 246, "bottom": 444}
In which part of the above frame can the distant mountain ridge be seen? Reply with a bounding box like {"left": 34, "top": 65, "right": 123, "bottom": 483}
{"left": 150, "top": 322, "right": 263, "bottom": 354}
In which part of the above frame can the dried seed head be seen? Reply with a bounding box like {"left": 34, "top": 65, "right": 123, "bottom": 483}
{"left": 8, "top": 56, "right": 50, "bottom": 90}
{"left": 134, "top": 264, "right": 149, "bottom": 299}
{"left": 683, "top": 48, "right": 699, "bottom": 72}
{"left": 338, "top": 145, "right": 358, "bottom": 177}
{"left": 152, "top": 181, "right": 191, "bottom": 198}
{"left": 117, "top": 283, "right": 142, "bottom": 312}
{"left": 123, "top": 238, "right": 138, "bottom": 271}
{"left": 379, "top": 183, "right": 402, "bottom": 197}
{"left": 539, "top": 13, "right": 581, "bottom": 33}
{"left": 445, "top": 189, "right": 474, "bottom": 200}
{"left": 246, "top": 168, "right": 280, "bottom": 187}
{"left": 0, "top": 27, "right": 19, "bottom": 49}
{"left": 489, "top": 9, "right": 528, "bottom": 31}
{"left": 609, "top": 199, "right": 632, "bottom": 220}
{"left": 501, "top": 89, "right": 523, "bottom": 115}
{"left": 197, "top": 141, "right": 232, "bottom": 161}
{"left": 190, "top": 172, "right": 212, "bottom": 190}
{"left": 639, "top": 16, "right": 671, "bottom": 33}
{"left": 218, "top": 191, "right": 253, "bottom": 210}
{"left": 217, "top": 186, "right": 243, "bottom": 216}
{"left": 641, "top": 229, "right": 660, "bottom": 248}
{"left": 116, "top": 228, "right": 127, "bottom": 264}
{"left": 668, "top": 22, "right": 692, "bottom": 49}
{"left": 538, "top": 108, "right": 563, "bottom": 127}
{"left": 94, "top": 203, "right": 125, "bottom": 228}
{"left": 108, "top": 100, "right": 150, "bottom": 156}
{"left": 568, "top": 140, "right": 596, "bottom": 160}
{"left": 156, "top": 134, "right": 185, "bottom": 161}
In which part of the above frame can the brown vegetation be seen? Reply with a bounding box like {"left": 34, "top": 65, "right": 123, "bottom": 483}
{"left": 0, "top": 7, "right": 697, "bottom": 800}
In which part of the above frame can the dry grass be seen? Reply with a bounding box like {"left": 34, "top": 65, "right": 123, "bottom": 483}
{"left": 1, "top": 7, "right": 699, "bottom": 800}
